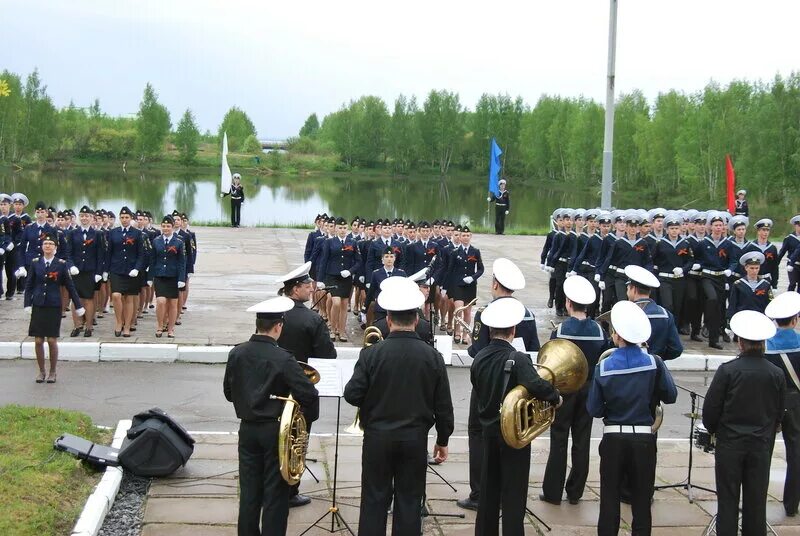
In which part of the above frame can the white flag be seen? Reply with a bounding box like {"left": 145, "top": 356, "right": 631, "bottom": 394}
{"left": 220, "top": 131, "right": 232, "bottom": 193}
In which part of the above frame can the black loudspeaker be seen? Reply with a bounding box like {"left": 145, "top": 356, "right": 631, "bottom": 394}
{"left": 118, "top": 407, "right": 195, "bottom": 477}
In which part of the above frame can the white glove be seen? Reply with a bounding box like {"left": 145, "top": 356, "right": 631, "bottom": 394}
{"left": 5, "top": 241, "right": 13, "bottom": 251}
{"left": 359, "top": 275, "right": 365, "bottom": 283}
{"left": 723, "top": 269, "right": 732, "bottom": 278}
{"left": 566, "top": 271, "right": 577, "bottom": 278}
{"left": 15, "top": 267, "right": 27, "bottom": 278}
{"left": 505, "top": 211, "right": 509, "bottom": 215}
{"left": 691, "top": 263, "right": 701, "bottom": 271}
{"left": 177, "top": 281, "right": 186, "bottom": 289}
{"left": 24, "top": 306, "right": 32, "bottom": 314}
{"left": 316, "top": 282, "right": 325, "bottom": 290}
{"left": 129, "top": 269, "right": 139, "bottom": 277}
{"left": 486, "top": 196, "right": 492, "bottom": 202}
{"left": 102, "top": 272, "right": 109, "bottom": 281}
{"left": 69, "top": 266, "right": 79, "bottom": 276}
{"left": 725, "top": 283, "right": 730, "bottom": 291}
{"left": 340, "top": 270, "right": 351, "bottom": 278}
{"left": 366, "top": 283, "right": 371, "bottom": 289}
{"left": 598, "top": 281, "right": 606, "bottom": 290}
{"left": 0, "top": 248, "right": 4, "bottom": 255}
{"left": 788, "top": 265, "right": 795, "bottom": 272}
{"left": 94, "top": 274, "right": 102, "bottom": 283}
{"left": 147, "top": 280, "right": 153, "bottom": 287}
{"left": 539, "top": 263, "right": 545, "bottom": 271}
{"left": 673, "top": 267, "right": 683, "bottom": 276}
{"left": 546, "top": 265, "right": 555, "bottom": 273}
{"left": 440, "top": 289, "right": 447, "bottom": 297}
{"left": 219, "top": 193, "right": 225, "bottom": 198}
{"left": 594, "top": 274, "right": 601, "bottom": 282}
{"left": 75, "top": 307, "right": 86, "bottom": 317}
{"left": 463, "top": 276, "right": 474, "bottom": 284}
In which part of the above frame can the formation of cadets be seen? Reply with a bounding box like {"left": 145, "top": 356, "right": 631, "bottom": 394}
{"left": 541, "top": 205, "right": 800, "bottom": 350}
{"left": 0, "top": 192, "right": 198, "bottom": 344}
{"left": 303, "top": 213, "right": 484, "bottom": 344}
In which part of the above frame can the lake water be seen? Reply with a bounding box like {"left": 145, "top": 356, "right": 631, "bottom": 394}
{"left": 1, "top": 167, "right": 797, "bottom": 233}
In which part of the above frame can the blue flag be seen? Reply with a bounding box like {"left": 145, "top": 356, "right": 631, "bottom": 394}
{"left": 488, "top": 138, "right": 503, "bottom": 197}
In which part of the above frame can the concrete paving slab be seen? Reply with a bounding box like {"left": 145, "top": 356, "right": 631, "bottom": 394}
{"left": 168, "top": 459, "right": 239, "bottom": 479}
{"left": 141, "top": 525, "right": 237, "bottom": 536}
{"left": 148, "top": 478, "right": 238, "bottom": 498}
{"left": 144, "top": 497, "right": 238, "bottom": 524}
{"left": 192, "top": 443, "right": 239, "bottom": 460}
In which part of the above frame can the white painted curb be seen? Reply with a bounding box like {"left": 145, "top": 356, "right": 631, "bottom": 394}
{"left": 100, "top": 343, "right": 177, "bottom": 362}
{"left": 176, "top": 345, "right": 233, "bottom": 363}
{"left": 21, "top": 342, "right": 100, "bottom": 362}
{"left": 71, "top": 419, "right": 131, "bottom": 536}
{"left": 0, "top": 341, "right": 21, "bottom": 359}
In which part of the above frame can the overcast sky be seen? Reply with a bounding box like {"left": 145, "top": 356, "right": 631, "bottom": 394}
{"left": 3, "top": 0, "right": 798, "bottom": 138}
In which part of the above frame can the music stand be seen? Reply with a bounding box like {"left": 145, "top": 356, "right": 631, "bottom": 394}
{"left": 420, "top": 460, "right": 465, "bottom": 524}
{"left": 654, "top": 386, "right": 716, "bottom": 502}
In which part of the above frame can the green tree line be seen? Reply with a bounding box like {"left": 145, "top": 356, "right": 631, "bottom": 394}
{"left": 0, "top": 69, "right": 258, "bottom": 165}
{"left": 293, "top": 74, "right": 799, "bottom": 198}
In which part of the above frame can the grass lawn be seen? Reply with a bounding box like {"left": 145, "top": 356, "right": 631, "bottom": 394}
{"left": 0, "top": 405, "right": 112, "bottom": 536}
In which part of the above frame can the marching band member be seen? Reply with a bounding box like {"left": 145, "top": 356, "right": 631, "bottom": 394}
{"left": 344, "top": 277, "right": 454, "bottom": 536}
{"left": 765, "top": 291, "right": 800, "bottom": 517}
{"left": 459, "top": 257, "right": 536, "bottom": 511}
{"left": 224, "top": 296, "right": 319, "bottom": 535}
{"left": 471, "top": 297, "right": 561, "bottom": 536}
{"left": 24, "top": 231, "right": 84, "bottom": 383}
{"left": 276, "top": 261, "right": 336, "bottom": 365}
{"left": 703, "top": 310, "right": 785, "bottom": 535}
{"left": 541, "top": 275, "right": 608, "bottom": 506}
{"left": 587, "top": 300, "right": 677, "bottom": 535}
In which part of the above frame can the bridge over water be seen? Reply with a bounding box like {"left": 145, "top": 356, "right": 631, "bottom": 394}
{"left": 260, "top": 139, "right": 288, "bottom": 150}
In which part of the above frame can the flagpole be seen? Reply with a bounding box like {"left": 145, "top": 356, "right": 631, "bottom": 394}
{"left": 600, "top": 0, "right": 618, "bottom": 209}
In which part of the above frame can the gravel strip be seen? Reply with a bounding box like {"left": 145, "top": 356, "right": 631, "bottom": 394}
{"left": 98, "top": 472, "right": 150, "bottom": 536}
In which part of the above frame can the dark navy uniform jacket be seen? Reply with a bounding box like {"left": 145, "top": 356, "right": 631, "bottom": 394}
{"left": 149, "top": 234, "right": 187, "bottom": 282}
{"left": 597, "top": 236, "right": 653, "bottom": 278}
{"left": 18, "top": 222, "right": 53, "bottom": 268}
{"left": 546, "top": 231, "right": 577, "bottom": 267}
{"left": 353, "top": 237, "right": 372, "bottom": 282}
{"left": 468, "top": 296, "right": 540, "bottom": 357}
{"left": 106, "top": 226, "right": 146, "bottom": 275}
{"left": 726, "top": 278, "right": 771, "bottom": 319}
{"left": 366, "top": 237, "right": 406, "bottom": 275}
{"left": 541, "top": 230, "right": 558, "bottom": 265}
{"left": 365, "top": 267, "right": 407, "bottom": 314}
{"left": 8, "top": 213, "right": 31, "bottom": 251}
{"left": 309, "top": 234, "right": 329, "bottom": 279}
{"left": 65, "top": 227, "right": 105, "bottom": 273}
{"left": 571, "top": 233, "right": 603, "bottom": 272}
{"left": 405, "top": 239, "right": 439, "bottom": 276}
{"left": 766, "top": 329, "right": 800, "bottom": 409}
{"left": 433, "top": 241, "right": 456, "bottom": 288}
{"left": 587, "top": 345, "right": 677, "bottom": 425}
{"left": 652, "top": 237, "right": 694, "bottom": 276}
{"left": 550, "top": 317, "right": 610, "bottom": 380}
{"left": 317, "top": 235, "right": 362, "bottom": 278}
{"left": 278, "top": 299, "right": 336, "bottom": 363}
{"left": 742, "top": 240, "right": 779, "bottom": 288}
{"left": 444, "top": 244, "right": 484, "bottom": 291}
{"left": 23, "top": 256, "right": 81, "bottom": 309}
{"left": 728, "top": 238, "right": 750, "bottom": 277}
{"left": 594, "top": 234, "right": 618, "bottom": 277}
{"left": 0, "top": 216, "right": 11, "bottom": 251}
{"left": 634, "top": 298, "right": 683, "bottom": 360}
{"left": 304, "top": 229, "right": 322, "bottom": 262}
{"left": 778, "top": 233, "right": 800, "bottom": 265}
{"left": 694, "top": 236, "right": 736, "bottom": 274}
{"left": 644, "top": 232, "right": 665, "bottom": 259}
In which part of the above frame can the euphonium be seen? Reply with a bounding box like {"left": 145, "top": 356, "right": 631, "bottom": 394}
{"left": 270, "top": 361, "right": 320, "bottom": 485}
{"left": 500, "top": 339, "right": 588, "bottom": 448}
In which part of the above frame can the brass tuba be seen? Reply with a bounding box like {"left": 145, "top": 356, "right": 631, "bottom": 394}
{"left": 270, "top": 361, "right": 320, "bottom": 485}
{"left": 500, "top": 339, "right": 588, "bottom": 448}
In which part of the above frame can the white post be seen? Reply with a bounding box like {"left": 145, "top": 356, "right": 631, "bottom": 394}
{"left": 601, "top": 0, "right": 618, "bottom": 209}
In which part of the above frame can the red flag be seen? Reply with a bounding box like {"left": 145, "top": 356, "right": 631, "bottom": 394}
{"left": 725, "top": 154, "right": 736, "bottom": 214}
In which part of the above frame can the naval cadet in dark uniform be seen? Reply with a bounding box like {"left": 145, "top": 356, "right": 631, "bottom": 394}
{"left": 694, "top": 213, "right": 736, "bottom": 349}
{"left": 471, "top": 297, "right": 561, "bottom": 536}
{"left": 652, "top": 213, "right": 694, "bottom": 323}
{"left": 727, "top": 251, "right": 772, "bottom": 321}
{"left": 224, "top": 296, "right": 319, "bottom": 536}
{"left": 458, "top": 257, "right": 537, "bottom": 511}
{"left": 703, "top": 310, "right": 785, "bottom": 536}
{"left": 541, "top": 275, "right": 609, "bottom": 506}
{"left": 372, "top": 268, "right": 434, "bottom": 345}
{"left": 221, "top": 173, "right": 245, "bottom": 227}
{"left": 0, "top": 193, "right": 14, "bottom": 300}
{"left": 742, "top": 218, "right": 780, "bottom": 290}
{"left": 587, "top": 301, "right": 677, "bottom": 535}
{"left": 765, "top": 291, "right": 800, "bottom": 517}
{"left": 9, "top": 193, "right": 32, "bottom": 294}
{"left": 276, "top": 261, "right": 336, "bottom": 364}
{"left": 65, "top": 206, "right": 105, "bottom": 338}
{"left": 24, "top": 231, "right": 84, "bottom": 384}
{"left": 595, "top": 211, "right": 653, "bottom": 309}
{"left": 344, "top": 278, "right": 454, "bottom": 536}
{"left": 546, "top": 209, "right": 576, "bottom": 317}
{"left": 624, "top": 265, "right": 684, "bottom": 360}
{"left": 735, "top": 189, "right": 749, "bottom": 216}
{"left": 778, "top": 215, "right": 800, "bottom": 291}
{"left": 488, "top": 178, "right": 510, "bottom": 234}
{"left": 541, "top": 209, "right": 561, "bottom": 309}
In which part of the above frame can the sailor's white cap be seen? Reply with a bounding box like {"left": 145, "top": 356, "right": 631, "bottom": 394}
{"left": 0, "top": 193, "right": 11, "bottom": 204}
{"left": 276, "top": 261, "right": 312, "bottom": 285}
{"left": 246, "top": 296, "right": 294, "bottom": 318}
{"left": 625, "top": 265, "right": 660, "bottom": 289}
{"left": 765, "top": 291, "right": 800, "bottom": 320}
{"left": 232, "top": 173, "right": 241, "bottom": 179}
{"left": 481, "top": 297, "right": 526, "bottom": 329}
{"left": 754, "top": 218, "right": 773, "bottom": 229}
{"left": 611, "top": 300, "right": 651, "bottom": 344}
{"left": 408, "top": 268, "right": 432, "bottom": 287}
{"left": 377, "top": 277, "right": 425, "bottom": 311}
{"left": 728, "top": 215, "right": 748, "bottom": 229}
{"left": 730, "top": 310, "right": 776, "bottom": 341}
{"left": 790, "top": 215, "right": 800, "bottom": 226}
{"left": 564, "top": 275, "right": 596, "bottom": 305}
{"left": 739, "top": 251, "right": 765, "bottom": 267}
{"left": 737, "top": 189, "right": 747, "bottom": 195}
{"left": 492, "top": 258, "right": 525, "bottom": 291}
{"left": 11, "top": 193, "right": 28, "bottom": 206}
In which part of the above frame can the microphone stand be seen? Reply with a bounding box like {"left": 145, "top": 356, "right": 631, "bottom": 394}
{"left": 654, "top": 385, "right": 716, "bottom": 503}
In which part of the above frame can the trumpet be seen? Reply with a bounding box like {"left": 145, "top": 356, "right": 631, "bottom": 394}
{"left": 452, "top": 297, "right": 478, "bottom": 336}
{"left": 346, "top": 325, "right": 385, "bottom": 436}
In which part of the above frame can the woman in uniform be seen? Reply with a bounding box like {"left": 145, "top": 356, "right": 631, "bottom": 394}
{"left": 148, "top": 215, "right": 186, "bottom": 338}
{"left": 316, "top": 217, "right": 361, "bottom": 342}
{"left": 447, "top": 226, "right": 483, "bottom": 344}
{"left": 105, "top": 206, "right": 145, "bottom": 337}
{"left": 66, "top": 206, "right": 104, "bottom": 337}
{"left": 24, "top": 231, "right": 84, "bottom": 383}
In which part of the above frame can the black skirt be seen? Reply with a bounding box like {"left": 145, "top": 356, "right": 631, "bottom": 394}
{"left": 450, "top": 283, "right": 477, "bottom": 303}
{"left": 325, "top": 274, "right": 352, "bottom": 298}
{"left": 72, "top": 271, "right": 96, "bottom": 299}
{"left": 139, "top": 270, "right": 149, "bottom": 289}
{"left": 29, "top": 306, "right": 63, "bottom": 338}
{"left": 110, "top": 273, "right": 140, "bottom": 296}
{"left": 154, "top": 276, "right": 179, "bottom": 299}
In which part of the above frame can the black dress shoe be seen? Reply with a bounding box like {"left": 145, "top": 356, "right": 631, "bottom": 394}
{"left": 690, "top": 333, "right": 703, "bottom": 342}
{"left": 456, "top": 498, "right": 479, "bottom": 511}
{"left": 786, "top": 508, "right": 797, "bottom": 517}
{"left": 538, "top": 493, "right": 561, "bottom": 505}
{"left": 547, "top": 298, "right": 554, "bottom": 308}
{"left": 568, "top": 497, "right": 580, "bottom": 505}
{"left": 288, "top": 494, "right": 311, "bottom": 508}
{"left": 709, "top": 341, "right": 724, "bottom": 350}
{"left": 678, "top": 326, "right": 690, "bottom": 335}
{"left": 722, "top": 332, "right": 731, "bottom": 343}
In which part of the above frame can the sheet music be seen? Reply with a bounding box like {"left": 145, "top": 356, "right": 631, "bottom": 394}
{"left": 511, "top": 337, "right": 526, "bottom": 352}
{"left": 308, "top": 358, "right": 358, "bottom": 397}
